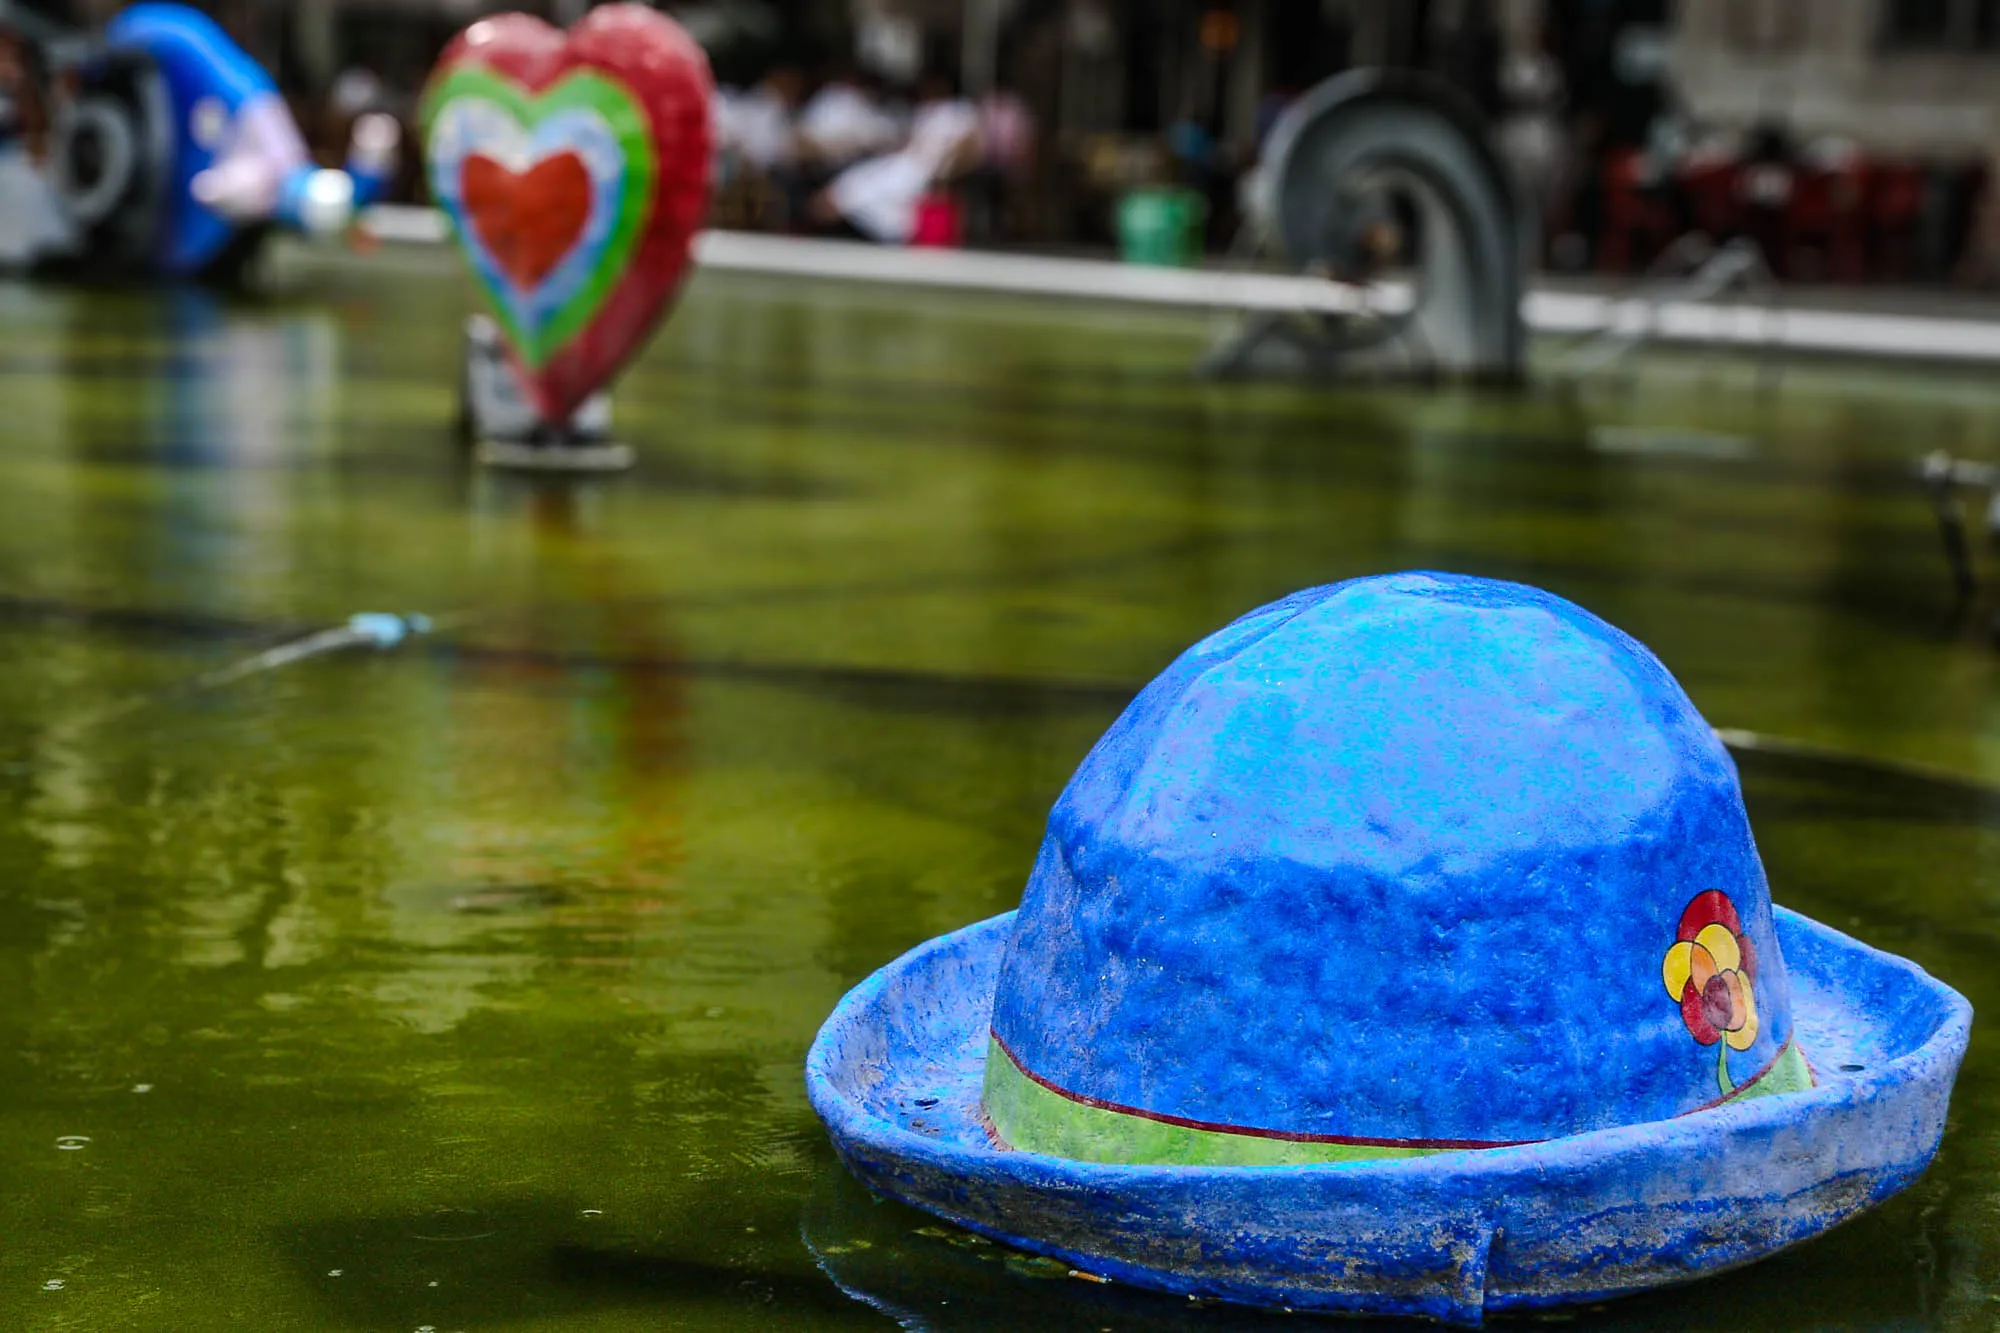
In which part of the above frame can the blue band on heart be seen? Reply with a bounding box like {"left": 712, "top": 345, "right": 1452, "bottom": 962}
{"left": 427, "top": 97, "right": 627, "bottom": 337}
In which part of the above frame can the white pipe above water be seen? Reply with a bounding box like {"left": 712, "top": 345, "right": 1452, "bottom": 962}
{"left": 358, "top": 204, "right": 2000, "bottom": 366}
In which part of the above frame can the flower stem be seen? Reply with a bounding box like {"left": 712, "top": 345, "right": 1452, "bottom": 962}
{"left": 1716, "top": 1041, "right": 1735, "bottom": 1098}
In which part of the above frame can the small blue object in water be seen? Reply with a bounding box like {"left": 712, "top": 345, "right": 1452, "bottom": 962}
{"left": 345, "top": 613, "right": 430, "bottom": 649}
{"left": 806, "top": 572, "right": 1971, "bottom": 1324}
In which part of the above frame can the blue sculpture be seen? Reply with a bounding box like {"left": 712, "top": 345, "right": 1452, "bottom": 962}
{"left": 807, "top": 572, "right": 1971, "bottom": 1324}
{"left": 0, "top": 3, "right": 396, "bottom": 278}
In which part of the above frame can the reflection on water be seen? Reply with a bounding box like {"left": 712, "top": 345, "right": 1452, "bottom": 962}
{"left": 0, "top": 259, "right": 1998, "bottom": 1327}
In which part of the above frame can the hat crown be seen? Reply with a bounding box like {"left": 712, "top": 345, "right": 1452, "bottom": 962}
{"left": 986, "top": 573, "right": 1806, "bottom": 1163}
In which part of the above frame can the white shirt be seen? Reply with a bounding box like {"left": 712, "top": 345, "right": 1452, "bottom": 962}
{"left": 0, "top": 142, "right": 73, "bottom": 266}
{"left": 718, "top": 84, "right": 798, "bottom": 172}
{"left": 798, "top": 84, "right": 899, "bottom": 166}
{"left": 905, "top": 99, "right": 979, "bottom": 178}
{"left": 829, "top": 99, "right": 981, "bottom": 243}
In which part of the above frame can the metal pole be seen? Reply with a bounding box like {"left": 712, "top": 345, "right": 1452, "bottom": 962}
{"left": 293, "top": 0, "right": 337, "bottom": 94}
{"left": 963, "top": 0, "right": 999, "bottom": 95}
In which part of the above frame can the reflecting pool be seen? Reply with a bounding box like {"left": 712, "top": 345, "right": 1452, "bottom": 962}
{"left": 1, "top": 251, "right": 1997, "bottom": 1330}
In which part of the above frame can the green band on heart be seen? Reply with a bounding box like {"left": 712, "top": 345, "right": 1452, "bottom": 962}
{"left": 422, "top": 66, "right": 659, "bottom": 368}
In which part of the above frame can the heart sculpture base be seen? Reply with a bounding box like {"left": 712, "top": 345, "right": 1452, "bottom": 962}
{"left": 474, "top": 439, "right": 635, "bottom": 474}
{"left": 459, "top": 314, "right": 630, "bottom": 473}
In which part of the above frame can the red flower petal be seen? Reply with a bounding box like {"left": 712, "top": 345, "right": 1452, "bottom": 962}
{"left": 1738, "top": 931, "right": 1758, "bottom": 982}
{"left": 1677, "top": 890, "right": 1742, "bottom": 943}
{"left": 1701, "top": 973, "right": 1736, "bottom": 1032}
{"left": 1681, "top": 979, "right": 1721, "bottom": 1045}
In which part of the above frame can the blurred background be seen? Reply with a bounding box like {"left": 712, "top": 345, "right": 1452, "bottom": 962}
{"left": 19, "top": 0, "right": 2000, "bottom": 284}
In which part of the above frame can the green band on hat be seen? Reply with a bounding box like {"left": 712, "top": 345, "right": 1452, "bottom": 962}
{"left": 1735, "top": 1038, "right": 1816, "bottom": 1101}
{"left": 982, "top": 1035, "right": 1816, "bottom": 1168}
{"left": 982, "top": 1038, "right": 1459, "bottom": 1166}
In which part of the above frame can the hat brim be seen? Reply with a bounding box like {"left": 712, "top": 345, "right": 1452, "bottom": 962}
{"left": 806, "top": 908, "right": 1970, "bottom": 1327}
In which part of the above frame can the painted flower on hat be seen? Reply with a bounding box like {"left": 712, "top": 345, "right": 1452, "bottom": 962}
{"left": 1662, "top": 890, "right": 1759, "bottom": 1095}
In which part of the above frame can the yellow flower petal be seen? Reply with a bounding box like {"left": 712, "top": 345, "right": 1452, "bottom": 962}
{"left": 1662, "top": 941, "right": 1697, "bottom": 1000}
{"left": 1725, "top": 971, "right": 1760, "bottom": 1050}
{"left": 1689, "top": 942, "right": 1717, "bottom": 992}
{"left": 1695, "top": 923, "right": 1741, "bottom": 974}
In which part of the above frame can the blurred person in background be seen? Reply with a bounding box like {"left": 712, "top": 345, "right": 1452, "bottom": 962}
{"left": 0, "top": 24, "right": 47, "bottom": 156}
{"left": 1166, "top": 109, "right": 1227, "bottom": 248}
{"left": 0, "top": 1, "right": 71, "bottom": 266}
{"left": 1496, "top": 27, "right": 1569, "bottom": 264}
{"left": 0, "top": 0, "right": 76, "bottom": 155}
{"left": 317, "top": 63, "right": 388, "bottom": 189}
{"left": 330, "top": 64, "right": 384, "bottom": 121}
{"left": 325, "top": 61, "right": 422, "bottom": 206}
{"left": 1957, "top": 130, "right": 2000, "bottom": 287}
{"left": 1429, "top": 0, "right": 1503, "bottom": 120}
{"left": 813, "top": 68, "right": 979, "bottom": 244}
{"left": 1737, "top": 118, "right": 1797, "bottom": 271}
{"left": 796, "top": 63, "right": 899, "bottom": 176}
{"left": 714, "top": 62, "right": 804, "bottom": 229}
{"left": 967, "top": 81, "right": 1031, "bottom": 244}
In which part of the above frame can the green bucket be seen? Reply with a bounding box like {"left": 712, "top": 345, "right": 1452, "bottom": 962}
{"left": 1116, "top": 187, "right": 1207, "bottom": 267}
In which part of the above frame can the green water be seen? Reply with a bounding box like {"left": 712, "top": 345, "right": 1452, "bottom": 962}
{"left": 2, "top": 253, "right": 1999, "bottom": 1330}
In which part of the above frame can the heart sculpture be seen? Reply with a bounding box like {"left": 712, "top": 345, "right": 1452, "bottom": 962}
{"left": 422, "top": 5, "right": 713, "bottom": 426}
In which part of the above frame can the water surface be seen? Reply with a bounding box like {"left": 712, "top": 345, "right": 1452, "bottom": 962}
{"left": 1, "top": 253, "right": 1998, "bottom": 1330}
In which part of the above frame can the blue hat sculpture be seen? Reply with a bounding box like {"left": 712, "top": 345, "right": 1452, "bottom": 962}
{"left": 807, "top": 573, "right": 1971, "bottom": 1325}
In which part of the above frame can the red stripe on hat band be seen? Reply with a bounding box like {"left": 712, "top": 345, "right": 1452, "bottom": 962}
{"left": 989, "top": 1029, "right": 1809, "bottom": 1150}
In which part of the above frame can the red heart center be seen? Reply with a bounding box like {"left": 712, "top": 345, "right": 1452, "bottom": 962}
{"left": 461, "top": 152, "right": 593, "bottom": 290}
